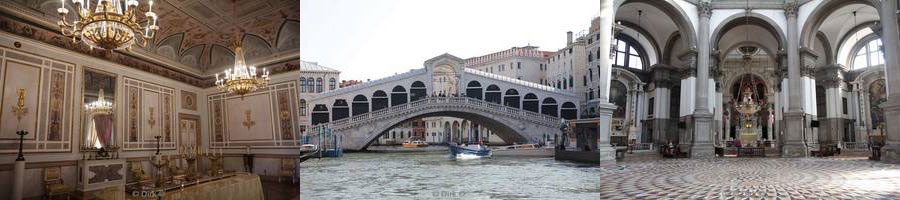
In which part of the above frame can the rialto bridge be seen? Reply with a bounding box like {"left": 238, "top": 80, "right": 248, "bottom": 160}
{"left": 304, "top": 54, "right": 581, "bottom": 151}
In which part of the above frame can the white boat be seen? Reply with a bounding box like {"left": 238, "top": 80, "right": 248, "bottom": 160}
{"left": 449, "top": 144, "right": 492, "bottom": 159}
{"left": 492, "top": 144, "right": 554, "bottom": 157}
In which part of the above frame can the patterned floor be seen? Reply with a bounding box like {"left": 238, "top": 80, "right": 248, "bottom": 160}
{"left": 596, "top": 157, "right": 900, "bottom": 199}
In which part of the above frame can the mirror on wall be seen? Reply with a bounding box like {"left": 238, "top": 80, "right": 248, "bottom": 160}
{"left": 82, "top": 69, "right": 117, "bottom": 152}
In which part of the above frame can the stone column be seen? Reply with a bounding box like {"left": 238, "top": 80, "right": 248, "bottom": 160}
{"left": 818, "top": 65, "right": 844, "bottom": 146}
{"left": 591, "top": 0, "right": 617, "bottom": 162}
{"left": 782, "top": 2, "right": 807, "bottom": 157}
{"left": 880, "top": 0, "right": 900, "bottom": 163}
{"left": 691, "top": 1, "right": 715, "bottom": 158}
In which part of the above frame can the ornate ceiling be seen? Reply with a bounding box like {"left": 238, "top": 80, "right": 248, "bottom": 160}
{"left": 3, "top": 0, "right": 300, "bottom": 74}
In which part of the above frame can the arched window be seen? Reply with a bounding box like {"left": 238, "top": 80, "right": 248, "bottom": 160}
{"left": 329, "top": 78, "right": 337, "bottom": 90}
{"left": 613, "top": 37, "right": 645, "bottom": 69}
{"left": 852, "top": 38, "right": 884, "bottom": 69}
{"left": 299, "top": 77, "right": 307, "bottom": 93}
{"left": 316, "top": 78, "right": 323, "bottom": 93}
{"left": 306, "top": 77, "right": 314, "bottom": 92}
{"left": 299, "top": 99, "right": 307, "bottom": 116}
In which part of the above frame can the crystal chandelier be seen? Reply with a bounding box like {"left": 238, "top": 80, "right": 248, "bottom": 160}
{"left": 215, "top": 40, "right": 270, "bottom": 98}
{"left": 85, "top": 89, "right": 114, "bottom": 114}
{"left": 57, "top": 0, "right": 160, "bottom": 50}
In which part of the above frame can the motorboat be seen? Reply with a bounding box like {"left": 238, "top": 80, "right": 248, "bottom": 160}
{"left": 449, "top": 144, "right": 492, "bottom": 159}
{"left": 402, "top": 139, "right": 429, "bottom": 148}
{"left": 492, "top": 143, "right": 553, "bottom": 157}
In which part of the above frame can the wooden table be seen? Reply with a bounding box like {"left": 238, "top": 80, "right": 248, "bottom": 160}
{"left": 128, "top": 173, "right": 263, "bottom": 200}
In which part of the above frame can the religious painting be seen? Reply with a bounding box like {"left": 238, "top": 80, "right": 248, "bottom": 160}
{"left": 869, "top": 79, "right": 886, "bottom": 129}
{"left": 610, "top": 80, "right": 627, "bottom": 118}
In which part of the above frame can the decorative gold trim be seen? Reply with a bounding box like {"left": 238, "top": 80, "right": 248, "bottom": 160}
{"left": 148, "top": 107, "right": 156, "bottom": 130}
{"left": 242, "top": 110, "right": 255, "bottom": 130}
{"left": 11, "top": 88, "right": 27, "bottom": 121}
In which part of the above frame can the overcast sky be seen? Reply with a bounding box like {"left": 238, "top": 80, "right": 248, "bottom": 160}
{"left": 300, "top": 0, "right": 600, "bottom": 81}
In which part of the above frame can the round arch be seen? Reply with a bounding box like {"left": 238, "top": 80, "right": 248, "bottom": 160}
{"left": 541, "top": 97, "right": 558, "bottom": 117}
{"left": 391, "top": 86, "right": 408, "bottom": 106}
{"left": 560, "top": 102, "right": 578, "bottom": 120}
{"left": 332, "top": 99, "right": 350, "bottom": 121}
{"left": 503, "top": 89, "right": 520, "bottom": 108}
{"left": 466, "top": 81, "right": 483, "bottom": 100}
{"left": 372, "top": 90, "right": 389, "bottom": 111}
{"left": 615, "top": 0, "right": 697, "bottom": 51}
{"left": 410, "top": 81, "right": 427, "bottom": 101}
{"left": 359, "top": 111, "right": 531, "bottom": 149}
{"left": 725, "top": 73, "right": 773, "bottom": 99}
{"left": 523, "top": 93, "right": 539, "bottom": 113}
{"left": 485, "top": 84, "right": 501, "bottom": 104}
{"left": 710, "top": 13, "right": 787, "bottom": 52}
{"left": 352, "top": 95, "right": 369, "bottom": 116}
{"left": 800, "top": 0, "right": 882, "bottom": 50}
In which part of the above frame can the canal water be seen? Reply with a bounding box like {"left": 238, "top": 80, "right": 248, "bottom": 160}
{"left": 299, "top": 151, "right": 620, "bottom": 199}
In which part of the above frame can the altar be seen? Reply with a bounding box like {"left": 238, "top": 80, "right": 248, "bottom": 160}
{"left": 738, "top": 128, "right": 759, "bottom": 147}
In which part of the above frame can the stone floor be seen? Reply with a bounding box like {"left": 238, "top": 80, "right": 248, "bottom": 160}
{"left": 596, "top": 155, "right": 900, "bottom": 199}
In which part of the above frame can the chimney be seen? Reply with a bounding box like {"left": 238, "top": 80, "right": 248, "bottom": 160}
{"left": 566, "top": 31, "right": 573, "bottom": 45}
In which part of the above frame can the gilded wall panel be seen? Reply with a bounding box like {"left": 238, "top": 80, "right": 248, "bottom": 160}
{"left": 207, "top": 81, "right": 300, "bottom": 148}
{"left": 0, "top": 47, "right": 73, "bottom": 153}
{"left": 123, "top": 77, "right": 175, "bottom": 150}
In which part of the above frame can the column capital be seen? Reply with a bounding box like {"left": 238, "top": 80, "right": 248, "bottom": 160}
{"left": 783, "top": 2, "right": 799, "bottom": 18}
{"left": 801, "top": 66, "right": 816, "bottom": 78}
{"left": 680, "top": 67, "right": 696, "bottom": 79}
{"left": 698, "top": 1, "right": 713, "bottom": 18}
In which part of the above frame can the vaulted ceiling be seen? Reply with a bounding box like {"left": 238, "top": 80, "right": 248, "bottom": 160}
{"left": 6, "top": 0, "right": 300, "bottom": 75}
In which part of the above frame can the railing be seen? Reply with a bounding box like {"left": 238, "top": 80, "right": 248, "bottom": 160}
{"left": 308, "top": 96, "right": 562, "bottom": 132}
{"left": 464, "top": 68, "right": 572, "bottom": 95}
{"left": 843, "top": 142, "right": 869, "bottom": 151}
{"left": 633, "top": 143, "right": 653, "bottom": 151}
{"left": 316, "top": 68, "right": 427, "bottom": 98}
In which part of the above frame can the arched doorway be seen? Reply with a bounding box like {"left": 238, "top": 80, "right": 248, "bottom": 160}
{"left": 523, "top": 93, "right": 539, "bottom": 113}
{"left": 332, "top": 99, "right": 349, "bottom": 121}
{"left": 541, "top": 97, "right": 558, "bottom": 117}
{"left": 466, "top": 81, "right": 482, "bottom": 100}
{"left": 485, "top": 84, "right": 501, "bottom": 104}
{"left": 561, "top": 102, "right": 577, "bottom": 120}
{"left": 410, "top": 81, "right": 426, "bottom": 101}
{"left": 503, "top": 89, "right": 520, "bottom": 108}
{"left": 311, "top": 104, "right": 329, "bottom": 125}
{"left": 391, "top": 86, "right": 408, "bottom": 106}
{"left": 372, "top": 90, "right": 388, "bottom": 111}
{"left": 352, "top": 95, "right": 369, "bottom": 116}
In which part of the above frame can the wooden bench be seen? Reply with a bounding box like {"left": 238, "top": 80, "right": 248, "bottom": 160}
{"left": 736, "top": 147, "right": 765, "bottom": 157}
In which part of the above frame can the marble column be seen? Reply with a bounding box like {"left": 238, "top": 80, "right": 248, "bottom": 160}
{"left": 879, "top": 0, "right": 900, "bottom": 163}
{"left": 691, "top": 1, "right": 715, "bottom": 158}
{"left": 590, "top": 0, "right": 617, "bottom": 162}
{"left": 782, "top": 2, "right": 807, "bottom": 157}
{"left": 818, "top": 65, "right": 844, "bottom": 146}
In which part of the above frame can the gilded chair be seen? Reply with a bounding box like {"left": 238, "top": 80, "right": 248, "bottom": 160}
{"left": 130, "top": 162, "right": 153, "bottom": 188}
{"left": 166, "top": 160, "right": 187, "bottom": 184}
{"left": 279, "top": 158, "right": 296, "bottom": 183}
{"left": 43, "top": 167, "right": 72, "bottom": 200}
